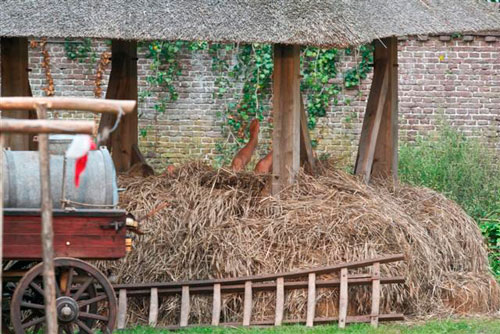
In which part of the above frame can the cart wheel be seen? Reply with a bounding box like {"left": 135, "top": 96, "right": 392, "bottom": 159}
{"left": 10, "top": 258, "right": 117, "bottom": 334}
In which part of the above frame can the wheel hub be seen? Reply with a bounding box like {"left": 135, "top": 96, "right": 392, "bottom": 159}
{"left": 56, "top": 296, "right": 79, "bottom": 323}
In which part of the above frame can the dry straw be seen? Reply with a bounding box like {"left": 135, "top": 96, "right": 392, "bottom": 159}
{"left": 99, "top": 160, "right": 499, "bottom": 325}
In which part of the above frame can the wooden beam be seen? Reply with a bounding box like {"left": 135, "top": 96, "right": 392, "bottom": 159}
{"left": 0, "top": 119, "right": 95, "bottom": 135}
{"left": 1, "top": 37, "right": 35, "bottom": 150}
{"left": 354, "top": 55, "right": 389, "bottom": 182}
{"left": 0, "top": 97, "right": 136, "bottom": 114}
{"left": 299, "top": 94, "right": 316, "bottom": 174}
{"left": 272, "top": 44, "right": 301, "bottom": 195}
{"left": 99, "top": 40, "right": 139, "bottom": 172}
{"left": 355, "top": 37, "right": 398, "bottom": 183}
{"left": 372, "top": 37, "right": 399, "bottom": 181}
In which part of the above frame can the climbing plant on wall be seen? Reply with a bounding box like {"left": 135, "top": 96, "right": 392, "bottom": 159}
{"left": 137, "top": 41, "right": 374, "bottom": 164}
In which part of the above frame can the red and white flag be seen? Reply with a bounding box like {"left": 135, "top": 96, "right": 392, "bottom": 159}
{"left": 65, "top": 135, "right": 96, "bottom": 187}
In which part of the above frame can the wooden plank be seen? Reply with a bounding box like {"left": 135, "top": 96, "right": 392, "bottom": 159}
{"left": 99, "top": 40, "right": 139, "bottom": 172}
{"left": 149, "top": 288, "right": 159, "bottom": 327}
{"left": 354, "top": 57, "right": 389, "bottom": 183}
{"left": 274, "top": 277, "right": 284, "bottom": 326}
{"left": 338, "top": 268, "right": 348, "bottom": 329}
{"left": 114, "top": 254, "right": 404, "bottom": 289}
{"left": 117, "top": 289, "right": 127, "bottom": 329}
{"left": 0, "top": 119, "right": 95, "bottom": 135}
{"left": 372, "top": 37, "right": 399, "bottom": 181}
{"left": 243, "top": 281, "right": 252, "bottom": 326}
{"left": 306, "top": 273, "right": 316, "bottom": 327}
{"left": 370, "top": 263, "right": 381, "bottom": 328}
{"left": 211, "top": 283, "right": 221, "bottom": 326}
{"left": 1, "top": 37, "right": 35, "bottom": 150}
{"left": 120, "top": 275, "right": 406, "bottom": 297}
{"left": 299, "top": 94, "right": 316, "bottom": 174}
{"left": 180, "top": 285, "right": 190, "bottom": 327}
{"left": 272, "top": 44, "right": 301, "bottom": 195}
{"left": 3, "top": 215, "right": 127, "bottom": 260}
{"left": 0, "top": 97, "right": 136, "bottom": 114}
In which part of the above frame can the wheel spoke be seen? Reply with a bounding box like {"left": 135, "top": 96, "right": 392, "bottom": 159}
{"left": 79, "top": 312, "right": 108, "bottom": 322}
{"left": 20, "top": 301, "right": 45, "bottom": 310}
{"left": 63, "top": 324, "right": 74, "bottom": 334}
{"left": 73, "top": 277, "right": 93, "bottom": 301}
{"left": 29, "top": 282, "right": 45, "bottom": 296}
{"left": 65, "top": 268, "right": 75, "bottom": 296}
{"left": 76, "top": 320, "right": 94, "bottom": 334}
{"left": 21, "top": 316, "right": 45, "bottom": 329}
{"left": 78, "top": 294, "right": 107, "bottom": 308}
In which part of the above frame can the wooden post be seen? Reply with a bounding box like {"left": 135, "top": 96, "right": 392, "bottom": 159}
{"left": 0, "top": 134, "right": 3, "bottom": 331}
{"left": 36, "top": 103, "right": 58, "bottom": 334}
{"left": 149, "top": 288, "right": 159, "bottom": 327}
{"left": 306, "top": 273, "right": 316, "bottom": 327}
{"left": 180, "top": 285, "right": 190, "bottom": 327}
{"left": 274, "top": 277, "right": 284, "bottom": 326}
{"left": 242, "top": 281, "right": 252, "bottom": 326}
{"left": 212, "top": 283, "right": 221, "bottom": 326}
{"left": 355, "top": 37, "right": 398, "bottom": 182}
{"left": 99, "top": 40, "right": 140, "bottom": 172}
{"left": 372, "top": 37, "right": 399, "bottom": 181}
{"left": 370, "top": 263, "right": 381, "bottom": 328}
{"left": 272, "top": 44, "right": 301, "bottom": 195}
{"left": 1, "top": 37, "right": 36, "bottom": 150}
{"left": 117, "top": 289, "right": 127, "bottom": 329}
{"left": 338, "top": 268, "right": 348, "bottom": 329}
{"left": 299, "top": 94, "right": 316, "bottom": 174}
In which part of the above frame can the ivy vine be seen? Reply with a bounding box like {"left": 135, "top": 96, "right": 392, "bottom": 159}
{"left": 135, "top": 41, "right": 373, "bottom": 163}
{"left": 343, "top": 45, "right": 374, "bottom": 88}
{"left": 64, "top": 38, "right": 95, "bottom": 63}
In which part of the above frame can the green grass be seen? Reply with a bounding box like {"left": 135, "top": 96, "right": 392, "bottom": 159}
{"left": 121, "top": 319, "right": 500, "bottom": 334}
{"left": 398, "top": 123, "right": 500, "bottom": 277}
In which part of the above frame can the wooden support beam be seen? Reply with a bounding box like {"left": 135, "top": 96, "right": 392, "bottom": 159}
{"left": 372, "top": 37, "right": 399, "bottom": 181}
{"left": 272, "top": 44, "right": 301, "bottom": 195}
{"left": 355, "top": 37, "right": 398, "bottom": 183}
{"left": 1, "top": 37, "right": 36, "bottom": 150}
{"left": 299, "top": 94, "right": 316, "bottom": 174}
{"left": 99, "top": 40, "right": 139, "bottom": 172}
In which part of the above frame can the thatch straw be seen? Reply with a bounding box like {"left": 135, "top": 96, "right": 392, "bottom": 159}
{"left": 1, "top": 1, "right": 500, "bottom": 47}
{"left": 99, "top": 160, "right": 499, "bottom": 325}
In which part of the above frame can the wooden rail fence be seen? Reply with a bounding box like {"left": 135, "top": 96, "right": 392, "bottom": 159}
{"left": 113, "top": 254, "right": 405, "bottom": 329}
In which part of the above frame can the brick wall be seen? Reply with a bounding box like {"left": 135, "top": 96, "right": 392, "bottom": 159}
{"left": 0, "top": 34, "right": 498, "bottom": 168}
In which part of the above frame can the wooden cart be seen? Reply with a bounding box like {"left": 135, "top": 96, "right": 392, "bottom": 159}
{"left": 2, "top": 208, "right": 128, "bottom": 334}
{"left": 1, "top": 97, "right": 137, "bottom": 334}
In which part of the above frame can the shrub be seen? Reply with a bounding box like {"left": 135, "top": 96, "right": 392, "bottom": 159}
{"left": 398, "top": 124, "right": 500, "bottom": 277}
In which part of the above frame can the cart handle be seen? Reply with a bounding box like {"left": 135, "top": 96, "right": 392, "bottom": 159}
{"left": 0, "top": 97, "right": 135, "bottom": 114}
{"left": 0, "top": 119, "right": 95, "bottom": 135}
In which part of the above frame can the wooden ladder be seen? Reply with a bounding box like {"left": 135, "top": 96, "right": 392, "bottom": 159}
{"left": 114, "top": 254, "right": 405, "bottom": 329}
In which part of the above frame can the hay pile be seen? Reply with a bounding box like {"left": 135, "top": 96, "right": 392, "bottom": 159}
{"left": 101, "top": 161, "right": 499, "bottom": 325}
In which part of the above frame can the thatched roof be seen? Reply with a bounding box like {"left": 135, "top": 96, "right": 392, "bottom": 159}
{"left": 1, "top": 1, "right": 500, "bottom": 47}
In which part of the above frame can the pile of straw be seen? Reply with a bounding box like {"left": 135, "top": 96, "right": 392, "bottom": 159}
{"left": 101, "top": 161, "right": 499, "bottom": 325}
